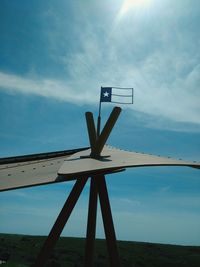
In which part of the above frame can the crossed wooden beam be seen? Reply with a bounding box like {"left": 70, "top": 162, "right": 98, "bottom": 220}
{"left": 34, "top": 107, "right": 122, "bottom": 267}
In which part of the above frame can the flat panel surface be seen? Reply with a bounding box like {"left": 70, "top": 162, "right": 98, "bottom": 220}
{"left": 1, "top": 146, "right": 199, "bottom": 191}
{"left": 0, "top": 156, "right": 71, "bottom": 191}
{"left": 58, "top": 146, "right": 200, "bottom": 177}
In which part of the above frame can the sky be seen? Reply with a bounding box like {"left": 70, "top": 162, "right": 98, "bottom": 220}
{"left": 0, "top": 0, "right": 200, "bottom": 246}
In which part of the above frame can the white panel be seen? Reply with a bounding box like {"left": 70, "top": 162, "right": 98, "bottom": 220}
{"left": 0, "top": 156, "right": 71, "bottom": 191}
{"left": 58, "top": 146, "right": 200, "bottom": 177}
{"left": 1, "top": 146, "right": 199, "bottom": 192}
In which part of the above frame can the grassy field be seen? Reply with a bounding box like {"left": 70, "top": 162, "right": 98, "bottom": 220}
{"left": 0, "top": 233, "right": 200, "bottom": 267}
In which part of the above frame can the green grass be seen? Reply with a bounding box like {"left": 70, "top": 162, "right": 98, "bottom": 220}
{"left": 0, "top": 233, "right": 200, "bottom": 267}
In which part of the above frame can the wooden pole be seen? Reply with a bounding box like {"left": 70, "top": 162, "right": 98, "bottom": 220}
{"left": 34, "top": 177, "right": 88, "bottom": 267}
{"left": 96, "top": 175, "right": 121, "bottom": 267}
{"left": 84, "top": 177, "right": 98, "bottom": 267}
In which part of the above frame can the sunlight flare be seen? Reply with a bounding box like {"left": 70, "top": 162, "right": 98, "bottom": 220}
{"left": 118, "top": 0, "right": 151, "bottom": 18}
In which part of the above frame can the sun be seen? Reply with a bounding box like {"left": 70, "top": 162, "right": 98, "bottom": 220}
{"left": 118, "top": 0, "right": 151, "bottom": 18}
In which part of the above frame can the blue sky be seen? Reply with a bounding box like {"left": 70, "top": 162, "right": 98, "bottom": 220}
{"left": 0, "top": 0, "right": 200, "bottom": 245}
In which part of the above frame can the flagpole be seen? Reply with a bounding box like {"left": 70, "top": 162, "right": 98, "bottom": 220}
{"left": 97, "top": 87, "right": 102, "bottom": 137}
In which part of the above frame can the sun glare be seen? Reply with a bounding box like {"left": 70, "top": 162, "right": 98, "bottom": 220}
{"left": 118, "top": 0, "right": 151, "bottom": 18}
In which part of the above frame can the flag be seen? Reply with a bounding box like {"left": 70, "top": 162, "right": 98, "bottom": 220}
{"left": 100, "top": 87, "right": 133, "bottom": 104}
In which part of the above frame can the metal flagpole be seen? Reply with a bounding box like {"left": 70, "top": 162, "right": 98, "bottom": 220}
{"left": 97, "top": 87, "right": 102, "bottom": 137}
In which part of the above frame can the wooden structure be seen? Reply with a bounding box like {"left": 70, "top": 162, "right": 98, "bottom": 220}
{"left": 0, "top": 107, "right": 199, "bottom": 266}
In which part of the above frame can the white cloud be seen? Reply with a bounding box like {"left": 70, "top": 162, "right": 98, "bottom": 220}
{"left": 1, "top": 66, "right": 199, "bottom": 129}
{"left": 0, "top": 0, "right": 199, "bottom": 127}
{"left": 0, "top": 72, "right": 96, "bottom": 105}
{"left": 111, "top": 197, "right": 142, "bottom": 211}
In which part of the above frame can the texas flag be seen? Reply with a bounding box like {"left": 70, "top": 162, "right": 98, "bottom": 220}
{"left": 100, "top": 87, "right": 133, "bottom": 104}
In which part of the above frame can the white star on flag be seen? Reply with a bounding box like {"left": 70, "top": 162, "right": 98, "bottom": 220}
{"left": 103, "top": 91, "right": 109, "bottom": 97}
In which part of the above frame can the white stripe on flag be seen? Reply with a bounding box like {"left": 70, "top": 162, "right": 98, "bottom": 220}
{"left": 111, "top": 88, "right": 133, "bottom": 104}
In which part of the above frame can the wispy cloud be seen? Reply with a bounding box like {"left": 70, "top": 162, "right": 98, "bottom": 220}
{"left": 0, "top": 72, "right": 95, "bottom": 104}
{"left": 1, "top": 61, "right": 199, "bottom": 125}
{"left": 0, "top": 0, "right": 199, "bottom": 126}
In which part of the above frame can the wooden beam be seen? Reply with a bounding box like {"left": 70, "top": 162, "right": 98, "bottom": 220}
{"left": 34, "top": 177, "right": 88, "bottom": 267}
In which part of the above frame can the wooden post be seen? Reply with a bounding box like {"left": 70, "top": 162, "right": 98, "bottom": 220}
{"left": 84, "top": 177, "right": 98, "bottom": 267}
{"left": 34, "top": 177, "right": 88, "bottom": 267}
